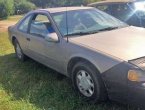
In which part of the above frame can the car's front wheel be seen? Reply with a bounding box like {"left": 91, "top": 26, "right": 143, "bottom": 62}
{"left": 14, "top": 39, "right": 27, "bottom": 61}
{"left": 72, "top": 61, "right": 107, "bottom": 103}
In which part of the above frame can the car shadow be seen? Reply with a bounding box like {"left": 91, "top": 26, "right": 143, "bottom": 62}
{"left": 0, "top": 53, "right": 137, "bottom": 110}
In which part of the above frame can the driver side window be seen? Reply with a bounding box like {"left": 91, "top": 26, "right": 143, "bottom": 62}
{"left": 30, "top": 14, "right": 55, "bottom": 37}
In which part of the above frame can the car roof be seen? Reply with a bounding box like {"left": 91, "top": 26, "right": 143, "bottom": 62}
{"left": 37, "top": 7, "right": 93, "bottom": 13}
{"left": 88, "top": 0, "right": 139, "bottom": 6}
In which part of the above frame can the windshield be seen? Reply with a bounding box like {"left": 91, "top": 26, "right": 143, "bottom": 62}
{"left": 51, "top": 8, "right": 127, "bottom": 36}
{"left": 128, "top": 1, "right": 145, "bottom": 18}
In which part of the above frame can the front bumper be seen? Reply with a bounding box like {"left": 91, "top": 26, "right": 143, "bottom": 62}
{"left": 102, "top": 62, "right": 145, "bottom": 108}
{"left": 127, "top": 83, "right": 145, "bottom": 108}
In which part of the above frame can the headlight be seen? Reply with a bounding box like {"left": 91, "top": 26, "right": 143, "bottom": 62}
{"left": 134, "top": 2, "right": 145, "bottom": 11}
{"left": 128, "top": 70, "right": 145, "bottom": 82}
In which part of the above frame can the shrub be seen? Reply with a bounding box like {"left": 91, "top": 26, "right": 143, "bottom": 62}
{"left": 0, "top": 0, "right": 14, "bottom": 19}
{"left": 15, "top": 1, "right": 36, "bottom": 14}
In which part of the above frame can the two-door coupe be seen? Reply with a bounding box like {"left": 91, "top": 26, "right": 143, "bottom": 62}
{"left": 8, "top": 7, "right": 145, "bottom": 108}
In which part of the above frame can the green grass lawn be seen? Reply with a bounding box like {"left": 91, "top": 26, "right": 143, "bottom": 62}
{"left": 0, "top": 16, "right": 136, "bottom": 110}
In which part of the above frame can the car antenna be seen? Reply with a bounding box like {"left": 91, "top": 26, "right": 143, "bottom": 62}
{"left": 65, "top": 6, "right": 69, "bottom": 43}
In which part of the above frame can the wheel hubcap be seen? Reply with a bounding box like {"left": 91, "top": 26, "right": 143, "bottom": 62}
{"left": 76, "top": 70, "right": 94, "bottom": 97}
{"left": 16, "top": 43, "right": 22, "bottom": 58}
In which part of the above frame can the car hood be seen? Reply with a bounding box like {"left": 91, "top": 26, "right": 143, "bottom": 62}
{"left": 69, "top": 26, "right": 145, "bottom": 61}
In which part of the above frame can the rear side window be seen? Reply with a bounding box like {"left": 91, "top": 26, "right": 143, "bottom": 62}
{"left": 18, "top": 15, "right": 32, "bottom": 33}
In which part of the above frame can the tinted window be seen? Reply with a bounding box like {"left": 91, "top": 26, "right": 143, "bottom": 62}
{"left": 19, "top": 15, "right": 32, "bottom": 33}
{"left": 96, "top": 5, "right": 111, "bottom": 14}
{"left": 111, "top": 4, "right": 132, "bottom": 22}
{"left": 30, "top": 14, "right": 54, "bottom": 37}
{"left": 128, "top": 2, "right": 145, "bottom": 18}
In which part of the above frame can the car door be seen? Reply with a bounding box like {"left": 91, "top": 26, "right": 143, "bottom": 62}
{"left": 27, "top": 13, "right": 49, "bottom": 62}
{"left": 27, "top": 12, "right": 65, "bottom": 73}
{"left": 42, "top": 13, "right": 66, "bottom": 73}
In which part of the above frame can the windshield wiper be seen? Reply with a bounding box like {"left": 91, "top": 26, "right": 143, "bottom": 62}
{"left": 65, "top": 32, "right": 91, "bottom": 36}
{"left": 97, "top": 26, "right": 119, "bottom": 32}
{"left": 80, "top": 27, "right": 119, "bottom": 35}
{"left": 64, "top": 27, "right": 119, "bottom": 37}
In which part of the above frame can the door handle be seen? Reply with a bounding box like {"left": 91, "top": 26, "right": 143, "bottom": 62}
{"left": 26, "top": 38, "right": 30, "bottom": 41}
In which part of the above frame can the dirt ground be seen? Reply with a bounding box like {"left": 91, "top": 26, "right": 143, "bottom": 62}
{"left": 0, "top": 20, "right": 16, "bottom": 32}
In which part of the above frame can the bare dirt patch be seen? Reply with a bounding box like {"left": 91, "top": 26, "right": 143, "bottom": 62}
{"left": 0, "top": 20, "right": 16, "bottom": 32}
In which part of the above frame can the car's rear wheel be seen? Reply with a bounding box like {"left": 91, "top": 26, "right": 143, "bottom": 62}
{"left": 14, "top": 39, "right": 27, "bottom": 61}
{"left": 72, "top": 61, "right": 107, "bottom": 103}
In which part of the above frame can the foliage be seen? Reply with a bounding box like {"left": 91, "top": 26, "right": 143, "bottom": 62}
{"left": 28, "top": 0, "right": 101, "bottom": 8}
{"left": 14, "top": 0, "right": 36, "bottom": 14}
{"left": 0, "top": 0, "right": 14, "bottom": 19}
{"left": 0, "top": 0, "right": 101, "bottom": 18}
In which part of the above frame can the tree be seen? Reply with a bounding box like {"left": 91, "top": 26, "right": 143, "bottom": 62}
{"left": 0, "top": 0, "right": 14, "bottom": 19}
{"left": 28, "top": 0, "right": 102, "bottom": 8}
{"left": 28, "top": 0, "right": 47, "bottom": 8}
{"left": 15, "top": 1, "right": 36, "bottom": 14}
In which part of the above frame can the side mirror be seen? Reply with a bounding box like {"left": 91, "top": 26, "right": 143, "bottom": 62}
{"left": 45, "top": 33, "right": 59, "bottom": 43}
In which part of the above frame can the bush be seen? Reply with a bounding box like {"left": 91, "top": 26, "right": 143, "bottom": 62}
{"left": 0, "top": 0, "right": 14, "bottom": 19}
{"left": 15, "top": 1, "right": 36, "bottom": 14}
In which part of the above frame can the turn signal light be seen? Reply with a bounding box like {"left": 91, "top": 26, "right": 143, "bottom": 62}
{"left": 128, "top": 70, "right": 139, "bottom": 82}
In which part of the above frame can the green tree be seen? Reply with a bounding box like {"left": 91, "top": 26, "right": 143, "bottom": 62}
{"left": 0, "top": 0, "right": 14, "bottom": 19}
{"left": 15, "top": 1, "right": 36, "bottom": 14}
{"left": 28, "top": 0, "right": 102, "bottom": 8}
{"left": 28, "top": 0, "right": 47, "bottom": 8}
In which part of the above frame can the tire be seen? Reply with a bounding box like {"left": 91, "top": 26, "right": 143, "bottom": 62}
{"left": 14, "top": 39, "right": 27, "bottom": 61}
{"left": 71, "top": 61, "right": 107, "bottom": 103}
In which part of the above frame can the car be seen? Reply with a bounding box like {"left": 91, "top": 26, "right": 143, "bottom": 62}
{"left": 8, "top": 7, "right": 145, "bottom": 108}
{"left": 88, "top": 0, "right": 145, "bottom": 28}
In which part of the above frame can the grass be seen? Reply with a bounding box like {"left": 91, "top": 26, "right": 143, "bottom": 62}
{"left": 0, "top": 16, "right": 136, "bottom": 110}
{"left": 7, "top": 15, "right": 23, "bottom": 22}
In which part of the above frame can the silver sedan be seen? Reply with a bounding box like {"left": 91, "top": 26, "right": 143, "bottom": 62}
{"left": 8, "top": 7, "right": 145, "bottom": 108}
